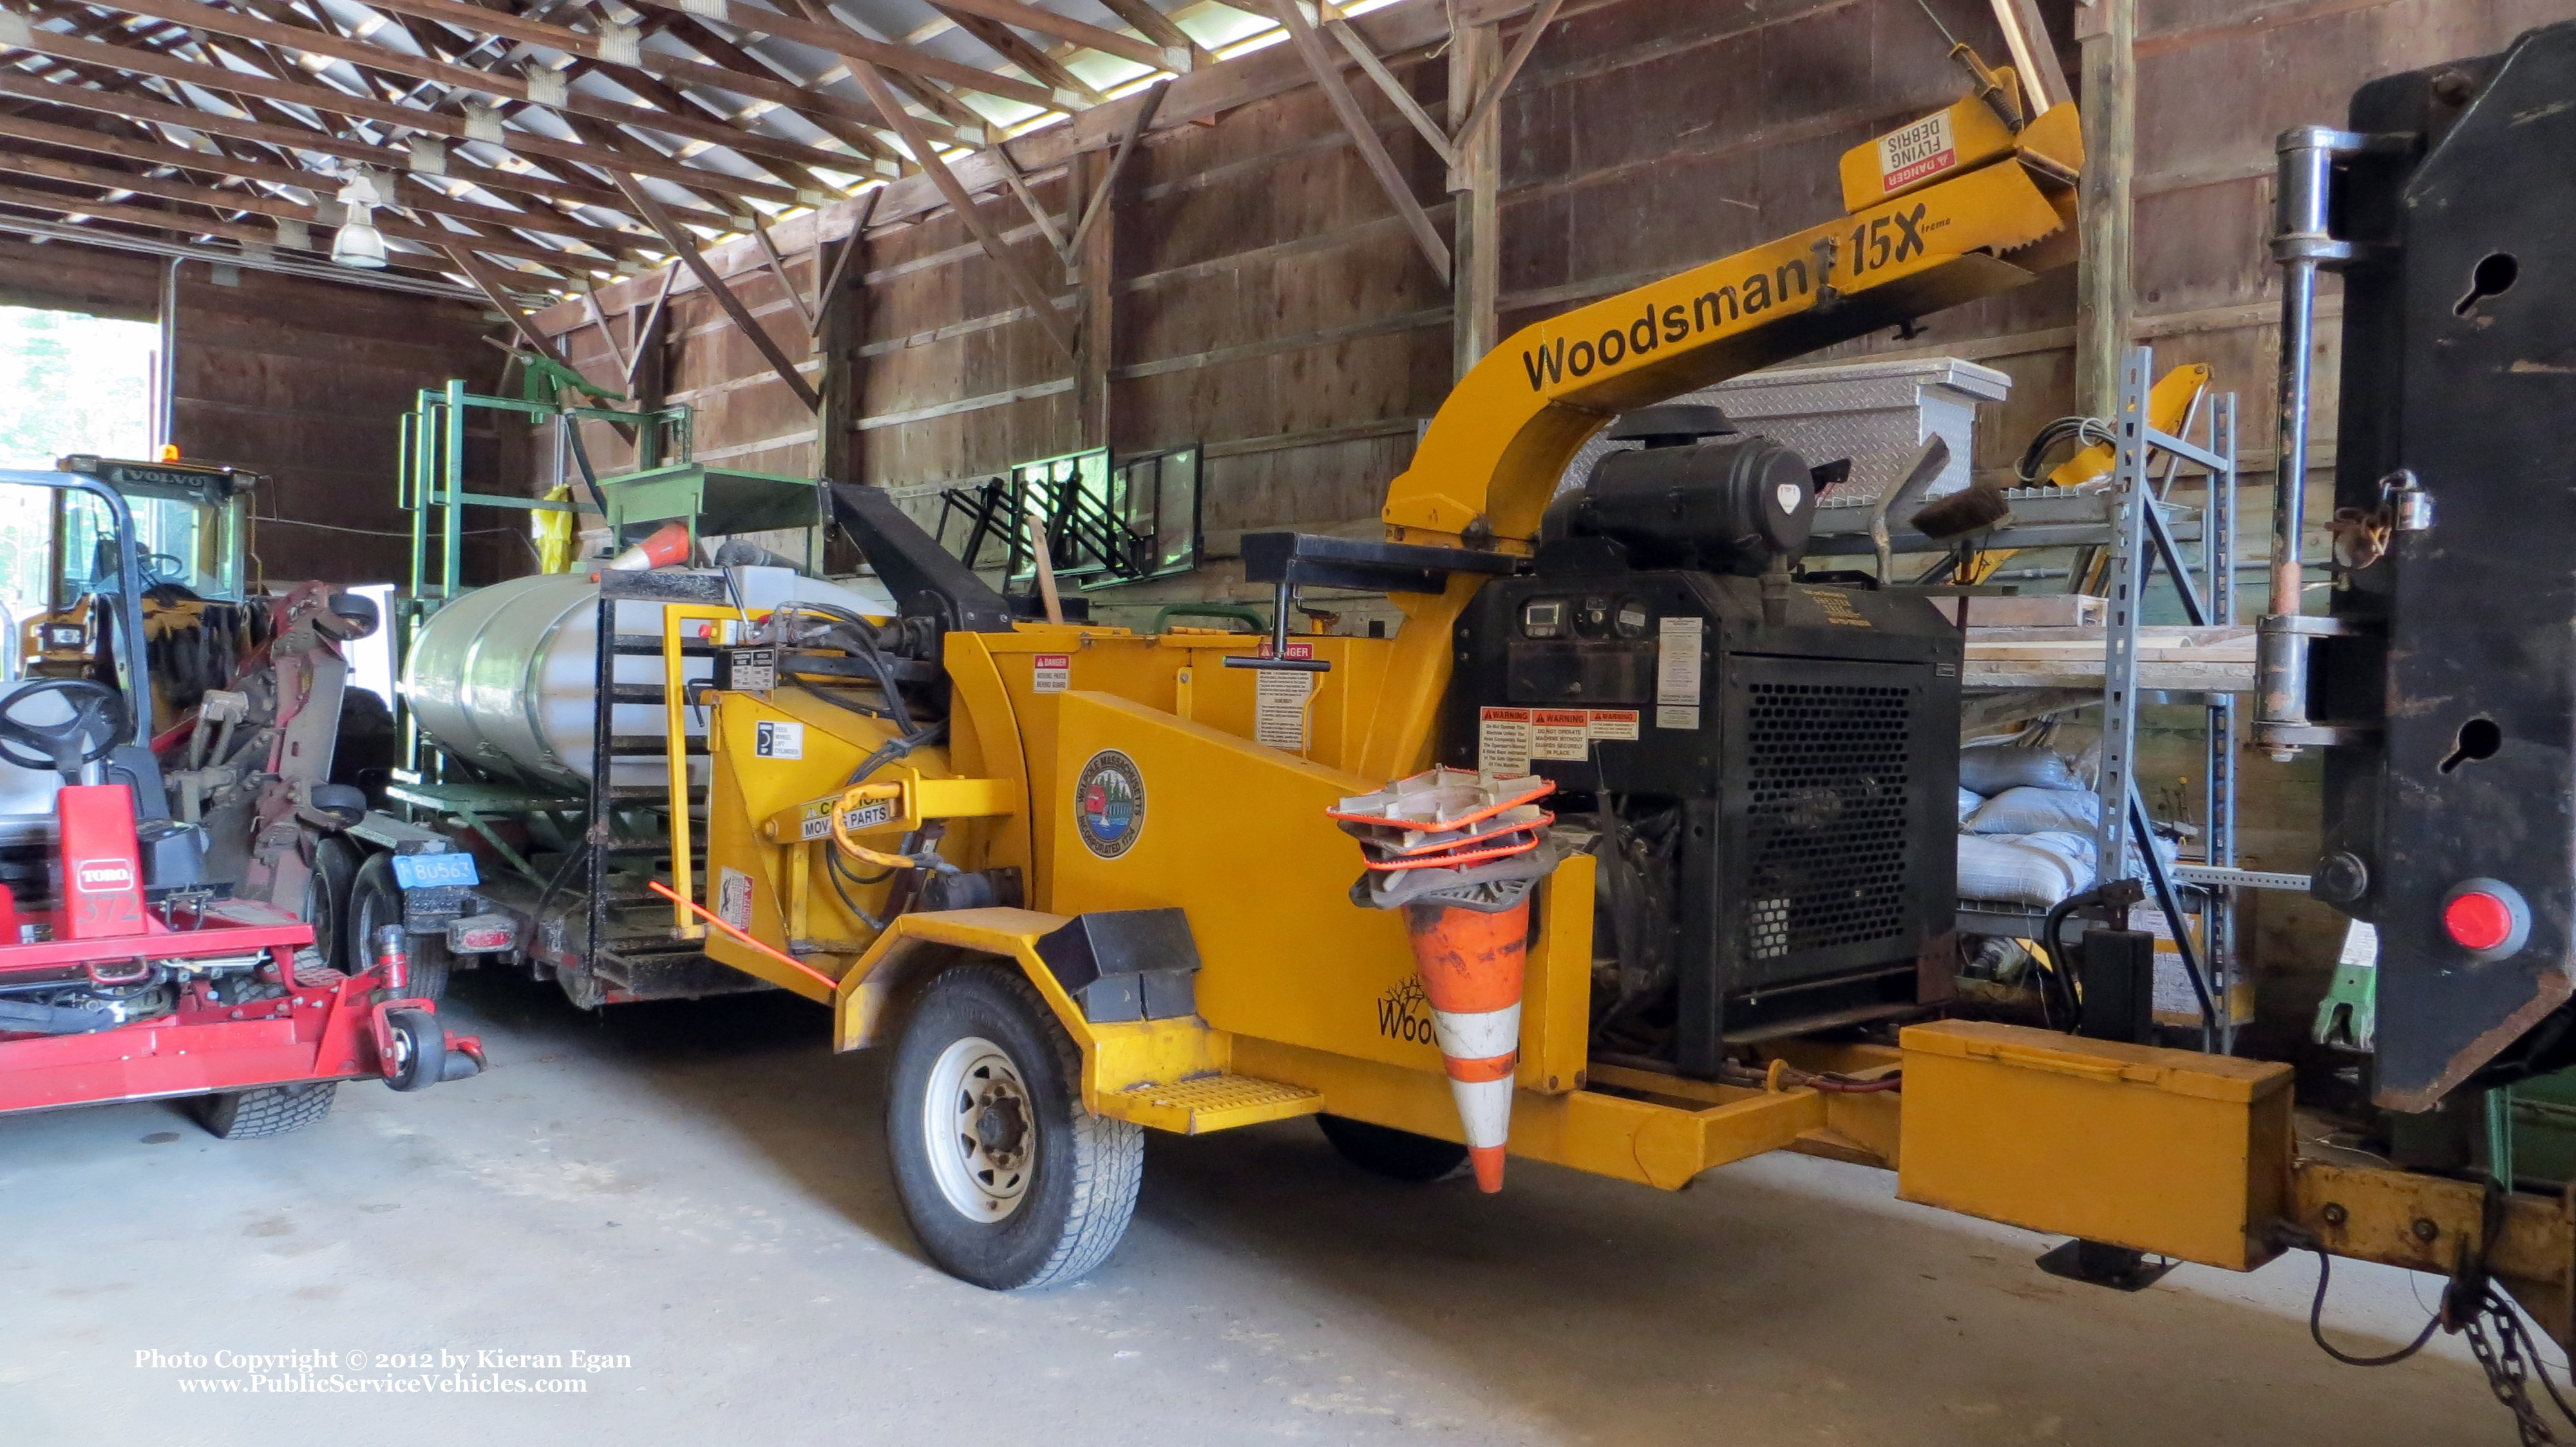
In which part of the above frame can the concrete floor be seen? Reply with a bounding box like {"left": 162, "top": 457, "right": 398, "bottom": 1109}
{"left": 2, "top": 967, "right": 2520, "bottom": 1446}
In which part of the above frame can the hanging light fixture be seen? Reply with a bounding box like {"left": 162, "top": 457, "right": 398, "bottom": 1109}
{"left": 331, "top": 172, "right": 387, "bottom": 270}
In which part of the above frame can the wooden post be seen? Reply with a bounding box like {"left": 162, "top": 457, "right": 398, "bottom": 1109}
{"left": 819, "top": 193, "right": 877, "bottom": 493}
{"left": 1074, "top": 147, "right": 1116, "bottom": 453}
{"left": 2074, "top": 0, "right": 2135, "bottom": 422}
{"left": 1447, "top": 19, "right": 1501, "bottom": 379}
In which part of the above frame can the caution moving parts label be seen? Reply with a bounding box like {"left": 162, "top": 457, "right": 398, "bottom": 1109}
{"left": 1477, "top": 707, "right": 1642, "bottom": 774}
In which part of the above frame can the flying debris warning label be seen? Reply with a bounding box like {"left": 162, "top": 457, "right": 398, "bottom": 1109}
{"left": 1032, "top": 654, "right": 1070, "bottom": 693}
{"left": 1877, "top": 109, "right": 1957, "bottom": 192}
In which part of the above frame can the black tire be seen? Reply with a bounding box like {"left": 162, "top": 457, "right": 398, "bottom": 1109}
{"left": 886, "top": 964, "right": 1142, "bottom": 1291}
{"left": 345, "top": 851, "right": 447, "bottom": 1000}
{"left": 197, "top": 1081, "right": 337, "bottom": 1139}
{"left": 1317, "top": 1114, "right": 1471, "bottom": 1183}
{"left": 384, "top": 1007, "right": 443, "bottom": 1091}
{"left": 306, "top": 835, "right": 360, "bottom": 973}
{"left": 331, "top": 685, "right": 396, "bottom": 795}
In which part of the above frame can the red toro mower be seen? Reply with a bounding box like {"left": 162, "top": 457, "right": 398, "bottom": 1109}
{"left": 0, "top": 468, "right": 480, "bottom": 1138}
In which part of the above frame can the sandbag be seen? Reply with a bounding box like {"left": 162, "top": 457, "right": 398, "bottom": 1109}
{"left": 1967, "top": 786, "right": 2101, "bottom": 836}
{"left": 1956, "top": 834, "right": 2088, "bottom": 907}
{"left": 1957, "top": 787, "right": 1985, "bottom": 822}
{"left": 1959, "top": 741, "right": 2078, "bottom": 795}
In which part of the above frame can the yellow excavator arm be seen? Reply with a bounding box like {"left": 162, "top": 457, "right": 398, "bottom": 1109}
{"left": 1350, "top": 83, "right": 2083, "bottom": 779}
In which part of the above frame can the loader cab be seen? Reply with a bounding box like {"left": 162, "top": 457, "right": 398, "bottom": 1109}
{"left": 52, "top": 453, "right": 256, "bottom": 603}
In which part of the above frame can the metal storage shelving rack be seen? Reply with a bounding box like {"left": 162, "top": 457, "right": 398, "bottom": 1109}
{"left": 1921, "top": 346, "right": 2260, "bottom": 1050}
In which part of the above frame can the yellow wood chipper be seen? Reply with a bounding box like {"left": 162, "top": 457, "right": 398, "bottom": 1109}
{"left": 447, "top": 28, "right": 2576, "bottom": 1423}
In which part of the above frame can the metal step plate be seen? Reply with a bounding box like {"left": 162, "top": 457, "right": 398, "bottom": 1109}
{"left": 1104, "top": 1074, "right": 1322, "bottom": 1135}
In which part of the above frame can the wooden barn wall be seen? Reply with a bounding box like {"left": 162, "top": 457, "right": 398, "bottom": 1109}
{"left": 170, "top": 267, "right": 511, "bottom": 588}
{"left": 529, "top": 0, "right": 2576, "bottom": 1033}
{"left": 5, "top": 245, "right": 511, "bottom": 589}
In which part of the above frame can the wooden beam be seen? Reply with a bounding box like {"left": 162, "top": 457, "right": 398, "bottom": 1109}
{"left": 934, "top": 5, "right": 1100, "bottom": 106}
{"left": 1062, "top": 79, "right": 1164, "bottom": 263}
{"left": 1265, "top": 0, "right": 1446, "bottom": 282}
{"left": 0, "top": 111, "right": 652, "bottom": 256}
{"left": 1446, "top": 15, "right": 1497, "bottom": 377}
{"left": 578, "top": 276, "right": 630, "bottom": 379}
{"left": 332, "top": 0, "right": 920, "bottom": 158}
{"left": 1988, "top": 0, "right": 2072, "bottom": 111}
{"left": 1092, "top": 0, "right": 1215, "bottom": 68}
{"left": 987, "top": 133, "right": 1068, "bottom": 260}
{"left": 1072, "top": 144, "right": 1113, "bottom": 451}
{"left": 2074, "top": 0, "right": 2134, "bottom": 421}
{"left": 1449, "top": 0, "right": 1559, "bottom": 151}
{"left": 1321, "top": 10, "right": 1452, "bottom": 169}
{"left": 617, "top": 0, "right": 1068, "bottom": 113}
{"left": 650, "top": 15, "right": 907, "bottom": 162}
{"left": 626, "top": 261, "right": 679, "bottom": 395}
{"left": 443, "top": 241, "right": 572, "bottom": 355}
{"left": 925, "top": 0, "right": 1175, "bottom": 71}
{"left": 846, "top": 57, "right": 1075, "bottom": 357}
{"left": 746, "top": 213, "right": 815, "bottom": 333}
{"left": 0, "top": 146, "right": 603, "bottom": 267}
{"left": 96, "top": 0, "right": 882, "bottom": 185}
{"left": 3, "top": 25, "right": 810, "bottom": 205}
{"left": 808, "top": 189, "right": 868, "bottom": 343}
{"left": 612, "top": 171, "right": 823, "bottom": 413}
{"left": 0, "top": 70, "right": 728, "bottom": 220}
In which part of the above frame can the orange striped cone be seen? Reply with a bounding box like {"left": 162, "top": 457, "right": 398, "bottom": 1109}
{"left": 603, "top": 520, "right": 693, "bottom": 572}
{"left": 1403, "top": 896, "right": 1530, "bottom": 1193}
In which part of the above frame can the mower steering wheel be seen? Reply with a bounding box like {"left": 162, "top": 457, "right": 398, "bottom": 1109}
{"left": 0, "top": 678, "right": 131, "bottom": 777}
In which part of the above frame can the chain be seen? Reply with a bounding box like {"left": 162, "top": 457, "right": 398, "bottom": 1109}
{"left": 2465, "top": 1291, "right": 2561, "bottom": 1446}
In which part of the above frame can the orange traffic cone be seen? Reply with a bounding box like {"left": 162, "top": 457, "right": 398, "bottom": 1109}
{"left": 603, "top": 520, "right": 693, "bottom": 572}
{"left": 1403, "top": 893, "right": 1531, "bottom": 1193}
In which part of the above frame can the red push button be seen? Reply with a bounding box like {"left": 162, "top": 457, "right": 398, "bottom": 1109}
{"left": 2445, "top": 891, "right": 2515, "bottom": 952}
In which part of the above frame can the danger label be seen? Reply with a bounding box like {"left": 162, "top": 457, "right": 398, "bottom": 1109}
{"left": 1255, "top": 667, "right": 1312, "bottom": 752}
{"left": 1032, "top": 654, "right": 1070, "bottom": 693}
{"left": 1479, "top": 706, "right": 1533, "bottom": 775}
{"left": 1877, "top": 109, "right": 1956, "bottom": 191}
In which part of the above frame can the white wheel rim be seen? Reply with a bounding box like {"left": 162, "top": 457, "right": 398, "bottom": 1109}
{"left": 922, "top": 1034, "right": 1036, "bottom": 1222}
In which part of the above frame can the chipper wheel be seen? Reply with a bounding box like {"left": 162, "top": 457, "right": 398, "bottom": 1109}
{"left": 887, "top": 964, "right": 1142, "bottom": 1291}
{"left": 1316, "top": 1115, "right": 1471, "bottom": 1182}
{"left": 196, "top": 1083, "right": 338, "bottom": 1140}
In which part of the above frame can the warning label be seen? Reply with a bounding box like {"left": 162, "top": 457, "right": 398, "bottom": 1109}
{"left": 1656, "top": 616, "right": 1703, "bottom": 707}
{"left": 1032, "top": 654, "right": 1070, "bottom": 692}
{"left": 1479, "top": 706, "right": 1533, "bottom": 775}
{"left": 717, "top": 867, "right": 753, "bottom": 931}
{"left": 1531, "top": 708, "right": 1590, "bottom": 761}
{"left": 1255, "top": 667, "right": 1312, "bottom": 752}
{"left": 1587, "top": 709, "right": 1640, "bottom": 741}
{"left": 1877, "top": 109, "right": 1956, "bottom": 191}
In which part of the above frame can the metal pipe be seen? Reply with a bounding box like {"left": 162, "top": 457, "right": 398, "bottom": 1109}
{"left": 154, "top": 257, "right": 179, "bottom": 456}
{"left": 0, "top": 216, "right": 485, "bottom": 303}
{"left": 2255, "top": 126, "right": 2363, "bottom": 759}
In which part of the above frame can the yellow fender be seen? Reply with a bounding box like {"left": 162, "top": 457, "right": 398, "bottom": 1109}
{"left": 831, "top": 907, "right": 1226, "bottom": 1112}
